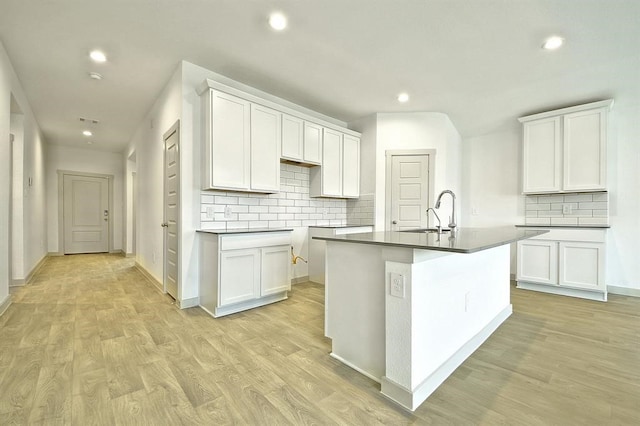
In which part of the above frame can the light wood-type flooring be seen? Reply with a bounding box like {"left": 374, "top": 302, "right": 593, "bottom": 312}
{"left": 1, "top": 254, "right": 639, "bottom": 425}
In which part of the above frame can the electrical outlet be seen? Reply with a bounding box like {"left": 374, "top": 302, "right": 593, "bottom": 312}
{"left": 224, "top": 205, "right": 233, "bottom": 219}
{"left": 390, "top": 272, "right": 405, "bottom": 298}
{"left": 562, "top": 204, "right": 572, "bottom": 214}
{"left": 472, "top": 207, "right": 479, "bottom": 216}
{"left": 206, "top": 206, "right": 215, "bottom": 219}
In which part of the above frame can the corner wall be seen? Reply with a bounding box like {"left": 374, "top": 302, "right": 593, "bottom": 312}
{"left": 0, "top": 40, "right": 47, "bottom": 303}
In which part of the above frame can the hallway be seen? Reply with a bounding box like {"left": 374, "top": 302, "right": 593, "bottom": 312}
{"left": 1, "top": 254, "right": 639, "bottom": 424}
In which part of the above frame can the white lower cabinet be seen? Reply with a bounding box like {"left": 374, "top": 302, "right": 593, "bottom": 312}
{"left": 516, "top": 228, "right": 606, "bottom": 301}
{"left": 199, "top": 231, "right": 292, "bottom": 317}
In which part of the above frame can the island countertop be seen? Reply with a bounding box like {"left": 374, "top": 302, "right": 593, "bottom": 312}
{"left": 313, "top": 226, "right": 547, "bottom": 254}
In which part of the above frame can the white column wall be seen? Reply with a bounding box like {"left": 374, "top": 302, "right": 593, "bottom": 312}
{"left": 0, "top": 40, "right": 47, "bottom": 304}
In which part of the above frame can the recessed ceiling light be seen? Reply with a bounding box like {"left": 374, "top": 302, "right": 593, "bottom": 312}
{"left": 269, "top": 12, "right": 287, "bottom": 31}
{"left": 89, "top": 50, "right": 107, "bottom": 62}
{"left": 397, "top": 93, "right": 410, "bottom": 103}
{"left": 542, "top": 36, "right": 564, "bottom": 50}
{"left": 83, "top": 130, "right": 93, "bottom": 136}
{"left": 88, "top": 72, "right": 103, "bottom": 80}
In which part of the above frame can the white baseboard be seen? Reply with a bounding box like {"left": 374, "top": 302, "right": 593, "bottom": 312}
{"left": 48, "top": 251, "right": 64, "bottom": 257}
{"left": 607, "top": 285, "right": 640, "bottom": 298}
{"left": 330, "top": 352, "right": 381, "bottom": 383}
{"left": 125, "top": 252, "right": 135, "bottom": 258}
{"left": 0, "top": 294, "right": 12, "bottom": 317}
{"left": 10, "top": 254, "right": 49, "bottom": 287}
{"left": 291, "top": 275, "right": 310, "bottom": 285}
{"left": 517, "top": 281, "right": 607, "bottom": 302}
{"left": 134, "top": 261, "right": 163, "bottom": 292}
{"left": 178, "top": 297, "right": 199, "bottom": 309}
{"left": 381, "top": 304, "right": 513, "bottom": 412}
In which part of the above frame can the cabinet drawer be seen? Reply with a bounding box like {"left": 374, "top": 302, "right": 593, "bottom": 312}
{"left": 220, "top": 232, "right": 292, "bottom": 251}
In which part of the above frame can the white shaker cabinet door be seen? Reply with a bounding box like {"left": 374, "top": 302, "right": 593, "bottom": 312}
{"left": 219, "top": 249, "right": 260, "bottom": 306}
{"left": 517, "top": 240, "right": 558, "bottom": 285}
{"left": 342, "top": 134, "right": 360, "bottom": 198}
{"left": 250, "top": 104, "right": 281, "bottom": 193}
{"left": 522, "top": 117, "right": 561, "bottom": 193}
{"left": 303, "top": 122, "right": 322, "bottom": 165}
{"left": 208, "top": 91, "right": 251, "bottom": 190}
{"left": 563, "top": 108, "right": 607, "bottom": 192}
{"left": 559, "top": 242, "right": 605, "bottom": 291}
{"left": 321, "top": 128, "right": 343, "bottom": 197}
{"left": 281, "top": 113, "right": 304, "bottom": 162}
{"left": 261, "top": 245, "right": 291, "bottom": 296}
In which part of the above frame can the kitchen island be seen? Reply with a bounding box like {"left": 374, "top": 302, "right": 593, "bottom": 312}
{"left": 315, "top": 227, "right": 546, "bottom": 411}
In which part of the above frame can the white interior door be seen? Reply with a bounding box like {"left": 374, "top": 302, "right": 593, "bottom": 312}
{"left": 63, "top": 174, "right": 109, "bottom": 254}
{"left": 389, "top": 155, "right": 430, "bottom": 230}
{"left": 163, "top": 121, "right": 180, "bottom": 299}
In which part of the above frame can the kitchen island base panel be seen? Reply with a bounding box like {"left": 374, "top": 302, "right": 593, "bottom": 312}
{"left": 325, "top": 241, "right": 512, "bottom": 411}
{"left": 517, "top": 281, "right": 607, "bottom": 301}
{"left": 380, "top": 304, "right": 512, "bottom": 412}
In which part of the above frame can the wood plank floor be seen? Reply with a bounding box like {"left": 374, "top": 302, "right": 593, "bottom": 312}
{"left": 1, "top": 254, "right": 638, "bottom": 424}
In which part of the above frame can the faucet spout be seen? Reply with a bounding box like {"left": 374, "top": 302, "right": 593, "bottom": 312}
{"left": 426, "top": 207, "right": 442, "bottom": 234}
{"left": 435, "top": 190, "right": 457, "bottom": 229}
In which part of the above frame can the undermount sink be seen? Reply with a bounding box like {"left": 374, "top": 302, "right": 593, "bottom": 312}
{"left": 400, "top": 228, "right": 451, "bottom": 234}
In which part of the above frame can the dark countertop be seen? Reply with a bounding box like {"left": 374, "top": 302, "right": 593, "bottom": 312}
{"left": 309, "top": 224, "right": 374, "bottom": 229}
{"left": 197, "top": 228, "right": 293, "bottom": 235}
{"left": 313, "top": 227, "right": 548, "bottom": 254}
{"left": 515, "top": 224, "right": 610, "bottom": 229}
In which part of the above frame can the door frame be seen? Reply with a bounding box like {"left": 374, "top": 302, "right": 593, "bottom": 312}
{"left": 384, "top": 149, "right": 436, "bottom": 230}
{"left": 57, "top": 170, "right": 114, "bottom": 255}
{"left": 163, "top": 120, "right": 180, "bottom": 298}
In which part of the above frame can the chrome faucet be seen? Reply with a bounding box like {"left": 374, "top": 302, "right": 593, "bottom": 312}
{"left": 435, "top": 190, "right": 457, "bottom": 230}
{"left": 426, "top": 207, "right": 442, "bottom": 234}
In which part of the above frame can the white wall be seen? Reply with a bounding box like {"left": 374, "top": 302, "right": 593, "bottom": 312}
{"left": 46, "top": 145, "right": 124, "bottom": 253}
{"left": 371, "top": 112, "right": 462, "bottom": 230}
{"left": 125, "top": 64, "right": 182, "bottom": 288}
{"left": 10, "top": 113, "right": 24, "bottom": 280}
{"left": 461, "top": 101, "right": 640, "bottom": 290}
{"left": 0, "top": 41, "right": 47, "bottom": 304}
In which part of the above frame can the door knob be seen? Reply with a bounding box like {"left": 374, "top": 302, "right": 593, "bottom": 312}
{"left": 392, "top": 220, "right": 397, "bottom": 224}
{"left": 161, "top": 223, "right": 168, "bottom": 227}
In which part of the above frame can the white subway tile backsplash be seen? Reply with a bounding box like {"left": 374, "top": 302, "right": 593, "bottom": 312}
{"left": 524, "top": 192, "right": 608, "bottom": 226}
{"left": 200, "top": 163, "right": 348, "bottom": 231}
{"left": 550, "top": 217, "right": 578, "bottom": 225}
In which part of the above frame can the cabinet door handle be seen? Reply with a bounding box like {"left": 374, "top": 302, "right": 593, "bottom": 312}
{"left": 392, "top": 220, "right": 397, "bottom": 225}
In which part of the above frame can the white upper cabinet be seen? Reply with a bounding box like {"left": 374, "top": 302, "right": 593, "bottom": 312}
{"left": 198, "top": 79, "right": 359, "bottom": 195}
{"left": 519, "top": 99, "right": 612, "bottom": 194}
{"left": 563, "top": 108, "right": 607, "bottom": 192}
{"left": 342, "top": 134, "right": 360, "bottom": 198}
{"left": 280, "top": 116, "right": 322, "bottom": 165}
{"left": 522, "top": 117, "right": 561, "bottom": 193}
{"left": 202, "top": 90, "right": 251, "bottom": 191}
{"left": 309, "top": 129, "right": 360, "bottom": 199}
{"left": 281, "top": 114, "right": 304, "bottom": 161}
{"left": 250, "top": 104, "right": 281, "bottom": 193}
{"left": 303, "top": 122, "right": 322, "bottom": 165}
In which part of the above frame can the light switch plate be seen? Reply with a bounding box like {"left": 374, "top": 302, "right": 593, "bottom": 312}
{"left": 206, "top": 206, "right": 216, "bottom": 219}
{"left": 390, "top": 272, "right": 405, "bottom": 298}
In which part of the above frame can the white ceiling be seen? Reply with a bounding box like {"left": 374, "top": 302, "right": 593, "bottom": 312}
{"left": 1, "top": 0, "right": 638, "bottom": 153}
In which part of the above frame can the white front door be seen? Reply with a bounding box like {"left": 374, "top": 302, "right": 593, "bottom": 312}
{"left": 63, "top": 174, "right": 109, "bottom": 254}
{"left": 389, "top": 155, "right": 430, "bottom": 230}
{"left": 163, "top": 121, "right": 180, "bottom": 299}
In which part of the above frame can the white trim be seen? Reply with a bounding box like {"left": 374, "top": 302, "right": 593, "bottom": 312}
{"left": 518, "top": 99, "right": 614, "bottom": 122}
{"left": 330, "top": 352, "right": 381, "bottom": 383}
{"left": 380, "top": 304, "right": 512, "bottom": 412}
{"left": 385, "top": 149, "right": 436, "bottom": 231}
{"left": 291, "top": 275, "right": 310, "bottom": 285}
{"left": 197, "top": 78, "right": 360, "bottom": 137}
{"left": 0, "top": 294, "right": 11, "bottom": 317}
{"left": 607, "top": 285, "right": 640, "bottom": 298}
{"left": 516, "top": 281, "right": 607, "bottom": 301}
{"left": 205, "top": 292, "right": 288, "bottom": 318}
{"left": 12, "top": 254, "right": 48, "bottom": 287}
{"left": 177, "top": 297, "right": 200, "bottom": 309}
{"left": 135, "top": 261, "right": 163, "bottom": 292}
